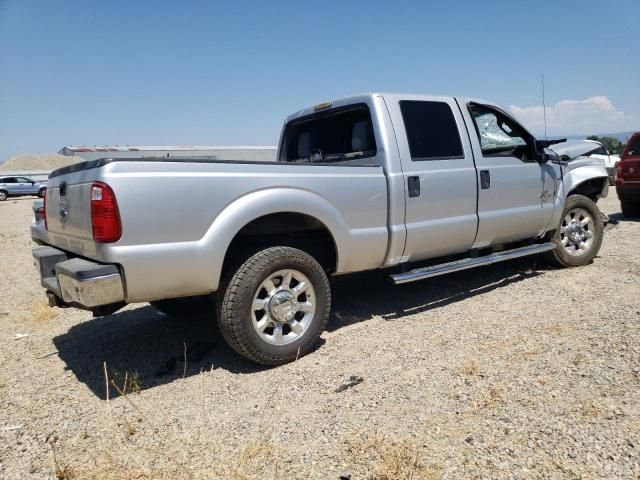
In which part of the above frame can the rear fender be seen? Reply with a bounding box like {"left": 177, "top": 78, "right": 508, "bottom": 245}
{"left": 200, "top": 187, "right": 387, "bottom": 290}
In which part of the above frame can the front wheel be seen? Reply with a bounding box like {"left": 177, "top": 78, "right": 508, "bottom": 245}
{"left": 217, "top": 246, "right": 331, "bottom": 366}
{"left": 0, "top": 190, "right": 7, "bottom": 201}
{"left": 545, "top": 194, "right": 604, "bottom": 268}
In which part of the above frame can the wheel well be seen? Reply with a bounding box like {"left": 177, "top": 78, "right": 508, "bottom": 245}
{"left": 568, "top": 177, "right": 607, "bottom": 202}
{"left": 222, "top": 213, "right": 338, "bottom": 275}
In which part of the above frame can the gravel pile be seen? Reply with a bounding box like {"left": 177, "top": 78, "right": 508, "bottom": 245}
{"left": 0, "top": 194, "right": 638, "bottom": 479}
{"left": 0, "top": 153, "right": 79, "bottom": 172}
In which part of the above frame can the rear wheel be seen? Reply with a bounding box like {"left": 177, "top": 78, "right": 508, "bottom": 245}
{"left": 545, "top": 194, "right": 603, "bottom": 268}
{"left": 150, "top": 295, "right": 215, "bottom": 318}
{"left": 0, "top": 190, "right": 7, "bottom": 201}
{"left": 38, "top": 188, "right": 46, "bottom": 198}
{"left": 217, "top": 246, "right": 331, "bottom": 366}
{"left": 621, "top": 200, "right": 640, "bottom": 218}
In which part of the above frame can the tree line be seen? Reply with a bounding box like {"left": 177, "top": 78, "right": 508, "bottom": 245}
{"left": 586, "top": 135, "right": 626, "bottom": 155}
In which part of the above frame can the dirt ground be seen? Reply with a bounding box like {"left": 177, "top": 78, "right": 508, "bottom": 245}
{"left": 0, "top": 193, "right": 638, "bottom": 479}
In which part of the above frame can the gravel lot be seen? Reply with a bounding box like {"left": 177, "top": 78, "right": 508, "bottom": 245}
{"left": 1, "top": 194, "right": 638, "bottom": 479}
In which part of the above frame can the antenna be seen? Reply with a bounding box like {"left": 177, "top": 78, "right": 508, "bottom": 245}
{"left": 542, "top": 73, "right": 548, "bottom": 141}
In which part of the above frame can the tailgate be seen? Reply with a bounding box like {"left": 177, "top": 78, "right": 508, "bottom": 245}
{"left": 620, "top": 155, "right": 640, "bottom": 181}
{"left": 44, "top": 168, "right": 99, "bottom": 256}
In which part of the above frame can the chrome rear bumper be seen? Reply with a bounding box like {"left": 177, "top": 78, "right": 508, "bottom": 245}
{"left": 33, "top": 246, "right": 125, "bottom": 310}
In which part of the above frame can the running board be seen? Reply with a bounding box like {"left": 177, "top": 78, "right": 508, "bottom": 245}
{"left": 391, "top": 242, "right": 555, "bottom": 285}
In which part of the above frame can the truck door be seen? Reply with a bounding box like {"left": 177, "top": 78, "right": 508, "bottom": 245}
{"left": 386, "top": 97, "right": 479, "bottom": 262}
{"left": 461, "top": 102, "right": 556, "bottom": 247}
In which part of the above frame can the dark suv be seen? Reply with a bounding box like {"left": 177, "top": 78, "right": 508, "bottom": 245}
{"left": 0, "top": 176, "right": 47, "bottom": 201}
{"left": 616, "top": 132, "right": 640, "bottom": 217}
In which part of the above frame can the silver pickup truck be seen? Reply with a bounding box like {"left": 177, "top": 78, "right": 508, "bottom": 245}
{"left": 32, "top": 93, "right": 610, "bottom": 365}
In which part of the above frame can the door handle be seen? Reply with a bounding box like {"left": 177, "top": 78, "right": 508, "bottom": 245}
{"left": 407, "top": 176, "right": 420, "bottom": 197}
{"left": 480, "top": 170, "right": 491, "bottom": 189}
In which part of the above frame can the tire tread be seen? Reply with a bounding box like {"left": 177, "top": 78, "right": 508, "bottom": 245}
{"left": 217, "top": 246, "right": 330, "bottom": 365}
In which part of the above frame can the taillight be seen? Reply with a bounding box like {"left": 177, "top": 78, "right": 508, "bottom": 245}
{"left": 617, "top": 162, "right": 624, "bottom": 180}
{"left": 91, "top": 182, "right": 121, "bottom": 242}
{"left": 43, "top": 189, "right": 48, "bottom": 230}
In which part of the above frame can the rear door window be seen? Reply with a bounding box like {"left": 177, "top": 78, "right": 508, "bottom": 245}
{"left": 399, "top": 101, "right": 464, "bottom": 160}
{"left": 281, "top": 104, "right": 377, "bottom": 164}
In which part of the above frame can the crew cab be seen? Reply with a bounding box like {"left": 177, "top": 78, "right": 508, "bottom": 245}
{"left": 31, "top": 93, "right": 611, "bottom": 365}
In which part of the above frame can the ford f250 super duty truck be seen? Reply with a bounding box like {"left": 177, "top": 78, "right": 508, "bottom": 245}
{"left": 31, "top": 93, "right": 611, "bottom": 365}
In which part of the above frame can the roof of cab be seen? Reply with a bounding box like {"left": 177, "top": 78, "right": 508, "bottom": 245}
{"left": 285, "top": 93, "right": 501, "bottom": 123}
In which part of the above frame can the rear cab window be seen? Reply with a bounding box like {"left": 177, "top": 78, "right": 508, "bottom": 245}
{"left": 280, "top": 104, "right": 378, "bottom": 165}
{"left": 399, "top": 101, "right": 464, "bottom": 160}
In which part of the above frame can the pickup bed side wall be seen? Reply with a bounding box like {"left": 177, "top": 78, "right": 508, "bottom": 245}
{"left": 93, "top": 161, "right": 389, "bottom": 303}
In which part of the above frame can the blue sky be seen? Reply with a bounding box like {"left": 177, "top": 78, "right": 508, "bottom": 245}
{"left": 1, "top": 0, "right": 639, "bottom": 162}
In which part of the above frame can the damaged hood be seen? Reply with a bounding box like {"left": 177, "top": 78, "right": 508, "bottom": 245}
{"left": 550, "top": 140, "right": 599, "bottom": 160}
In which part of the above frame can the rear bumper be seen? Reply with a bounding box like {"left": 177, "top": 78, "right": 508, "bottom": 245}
{"left": 33, "top": 246, "right": 125, "bottom": 310}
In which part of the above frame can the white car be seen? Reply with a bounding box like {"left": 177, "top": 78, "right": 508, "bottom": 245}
{"left": 552, "top": 140, "right": 619, "bottom": 185}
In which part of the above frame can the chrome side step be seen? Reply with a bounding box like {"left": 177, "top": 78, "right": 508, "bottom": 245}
{"left": 391, "top": 242, "right": 555, "bottom": 285}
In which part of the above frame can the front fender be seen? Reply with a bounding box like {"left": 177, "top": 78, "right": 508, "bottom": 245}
{"left": 562, "top": 160, "right": 609, "bottom": 200}
{"left": 547, "top": 161, "right": 609, "bottom": 234}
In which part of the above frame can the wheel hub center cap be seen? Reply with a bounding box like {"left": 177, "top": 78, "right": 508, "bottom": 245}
{"left": 567, "top": 222, "right": 584, "bottom": 242}
{"left": 268, "top": 291, "right": 297, "bottom": 322}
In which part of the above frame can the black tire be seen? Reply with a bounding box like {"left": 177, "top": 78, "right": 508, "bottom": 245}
{"left": 217, "top": 246, "right": 331, "bottom": 366}
{"left": 545, "top": 194, "right": 604, "bottom": 268}
{"left": 621, "top": 200, "right": 640, "bottom": 218}
{"left": 38, "top": 188, "right": 46, "bottom": 198}
{"left": 0, "top": 190, "right": 7, "bottom": 201}
{"left": 150, "top": 295, "right": 216, "bottom": 318}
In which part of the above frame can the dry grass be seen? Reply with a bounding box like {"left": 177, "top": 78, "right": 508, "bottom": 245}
{"left": 344, "top": 431, "right": 440, "bottom": 480}
{"left": 461, "top": 357, "right": 479, "bottom": 376}
{"left": 572, "top": 353, "right": 586, "bottom": 366}
{"left": 579, "top": 399, "right": 600, "bottom": 417}
{"left": 23, "top": 299, "right": 58, "bottom": 325}
{"left": 109, "top": 369, "right": 143, "bottom": 395}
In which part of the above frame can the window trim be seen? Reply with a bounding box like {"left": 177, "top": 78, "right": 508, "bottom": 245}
{"left": 399, "top": 100, "right": 465, "bottom": 161}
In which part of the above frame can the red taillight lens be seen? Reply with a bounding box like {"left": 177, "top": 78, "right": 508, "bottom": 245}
{"left": 91, "top": 182, "right": 121, "bottom": 242}
{"left": 43, "top": 189, "right": 48, "bottom": 230}
{"left": 616, "top": 162, "right": 624, "bottom": 180}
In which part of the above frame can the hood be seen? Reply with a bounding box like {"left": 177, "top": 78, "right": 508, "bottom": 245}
{"left": 564, "top": 155, "right": 604, "bottom": 170}
{"left": 550, "top": 140, "right": 599, "bottom": 160}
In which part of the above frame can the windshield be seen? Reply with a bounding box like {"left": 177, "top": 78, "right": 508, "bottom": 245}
{"left": 280, "top": 104, "right": 377, "bottom": 164}
{"left": 626, "top": 136, "right": 640, "bottom": 157}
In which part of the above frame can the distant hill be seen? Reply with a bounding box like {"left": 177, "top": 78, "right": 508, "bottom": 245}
{"left": 0, "top": 153, "right": 80, "bottom": 172}
{"left": 564, "top": 131, "right": 635, "bottom": 142}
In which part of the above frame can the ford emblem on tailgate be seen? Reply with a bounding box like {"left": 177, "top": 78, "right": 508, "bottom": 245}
{"left": 60, "top": 207, "right": 69, "bottom": 222}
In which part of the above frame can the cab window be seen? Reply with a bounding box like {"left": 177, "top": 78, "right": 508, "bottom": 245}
{"left": 469, "top": 106, "right": 535, "bottom": 161}
{"left": 399, "top": 101, "right": 464, "bottom": 160}
{"left": 281, "top": 104, "right": 377, "bottom": 165}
